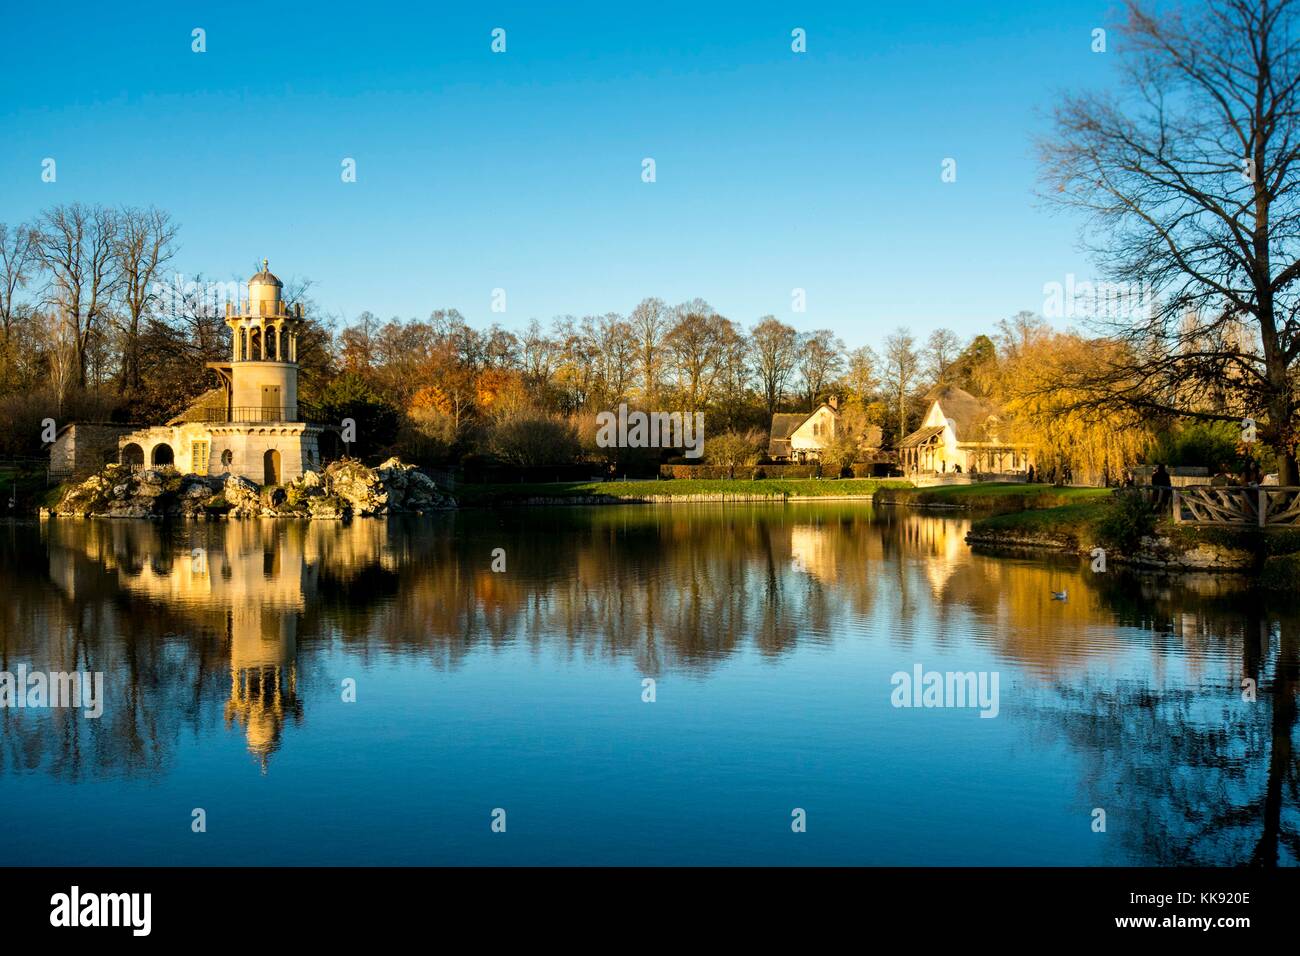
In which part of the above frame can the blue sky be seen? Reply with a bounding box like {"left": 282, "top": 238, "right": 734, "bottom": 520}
{"left": 0, "top": 1, "right": 1120, "bottom": 348}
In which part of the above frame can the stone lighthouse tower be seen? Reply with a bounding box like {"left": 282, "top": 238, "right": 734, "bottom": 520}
{"left": 225, "top": 259, "right": 301, "bottom": 416}
{"left": 204, "top": 260, "right": 323, "bottom": 484}
{"left": 117, "top": 259, "right": 330, "bottom": 485}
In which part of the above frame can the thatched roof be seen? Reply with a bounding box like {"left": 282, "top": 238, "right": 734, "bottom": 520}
{"left": 897, "top": 425, "right": 945, "bottom": 449}
{"left": 769, "top": 412, "right": 809, "bottom": 441}
{"left": 767, "top": 404, "right": 840, "bottom": 458}
{"left": 923, "top": 386, "right": 997, "bottom": 442}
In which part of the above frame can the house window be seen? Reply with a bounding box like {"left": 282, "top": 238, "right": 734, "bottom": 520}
{"left": 221, "top": 449, "right": 233, "bottom": 469}
{"left": 192, "top": 440, "right": 209, "bottom": 475}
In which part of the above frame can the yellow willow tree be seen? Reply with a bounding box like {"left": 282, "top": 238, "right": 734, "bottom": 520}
{"left": 1000, "top": 332, "right": 1151, "bottom": 485}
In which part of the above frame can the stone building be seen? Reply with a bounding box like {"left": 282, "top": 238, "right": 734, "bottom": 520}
{"left": 117, "top": 262, "right": 335, "bottom": 485}
{"left": 48, "top": 423, "right": 137, "bottom": 480}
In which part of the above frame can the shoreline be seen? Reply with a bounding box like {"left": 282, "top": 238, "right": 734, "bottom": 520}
{"left": 36, "top": 490, "right": 890, "bottom": 518}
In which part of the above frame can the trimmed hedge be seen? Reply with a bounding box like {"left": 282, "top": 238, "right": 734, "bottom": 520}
{"left": 658, "top": 462, "right": 896, "bottom": 480}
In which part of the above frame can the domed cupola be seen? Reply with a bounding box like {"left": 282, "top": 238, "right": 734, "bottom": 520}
{"left": 224, "top": 258, "right": 303, "bottom": 364}
{"left": 247, "top": 258, "right": 284, "bottom": 314}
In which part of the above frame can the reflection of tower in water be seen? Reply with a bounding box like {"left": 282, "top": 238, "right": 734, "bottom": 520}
{"left": 44, "top": 520, "right": 318, "bottom": 771}
{"left": 223, "top": 604, "right": 303, "bottom": 773}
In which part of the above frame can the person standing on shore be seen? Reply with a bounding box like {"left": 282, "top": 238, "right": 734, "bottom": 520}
{"left": 1152, "top": 463, "right": 1172, "bottom": 510}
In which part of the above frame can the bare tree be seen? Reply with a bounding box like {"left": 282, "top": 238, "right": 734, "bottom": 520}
{"left": 522, "top": 318, "right": 557, "bottom": 389}
{"left": 339, "top": 310, "right": 380, "bottom": 373}
{"left": 114, "top": 206, "right": 177, "bottom": 396}
{"left": 923, "top": 328, "right": 962, "bottom": 385}
{"left": 664, "top": 300, "right": 728, "bottom": 412}
{"left": 36, "top": 309, "right": 78, "bottom": 409}
{"left": 35, "top": 203, "right": 120, "bottom": 390}
{"left": 587, "top": 313, "right": 636, "bottom": 406}
{"left": 750, "top": 316, "right": 799, "bottom": 415}
{"left": 798, "top": 329, "right": 845, "bottom": 408}
{"left": 1041, "top": 0, "right": 1300, "bottom": 483}
{"left": 0, "top": 221, "right": 39, "bottom": 344}
{"left": 884, "top": 328, "right": 920, "bottom": 441}
{"left": 630, "top": 296, "right": 669, "bottom": 403}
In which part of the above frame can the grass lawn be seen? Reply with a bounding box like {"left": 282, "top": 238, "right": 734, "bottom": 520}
{"left": 454, "top": 477, "right": 913, "bottom": 506}
{"left": 969, "top": 500, "right": 1113, "bottom": 544}
{"left": 874, "top": 482, "right": 1112, "bottom": 512}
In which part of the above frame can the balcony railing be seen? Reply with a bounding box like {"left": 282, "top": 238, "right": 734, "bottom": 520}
{"left": 179, "top": 405, "right": 326, "bottom": 425}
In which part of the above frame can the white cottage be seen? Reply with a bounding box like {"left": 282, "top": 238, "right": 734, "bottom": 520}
{"left": 898, "top": 386, "right": 1034, "bottom": 477}
{"left": 768, "top": 402, "right": 840, "bottom": 462}
{"left": 118, "top": 262, "right": 335, "bottom": 486}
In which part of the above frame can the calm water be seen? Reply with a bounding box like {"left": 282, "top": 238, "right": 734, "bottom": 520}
{"left": 1, "top": 503, "right": 1296, "bottom": 866}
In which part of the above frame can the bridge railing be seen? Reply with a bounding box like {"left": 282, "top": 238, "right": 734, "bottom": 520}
{"left": 1172, "top": 486, "right": 1300, "bottom": 527}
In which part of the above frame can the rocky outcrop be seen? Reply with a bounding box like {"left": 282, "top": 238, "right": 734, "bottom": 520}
{"left": 1128, "top": 532, "right": 1254, "bottom": 571}
{"left": 322, "top": 457, "right": 455, "bottom": 516}
{"left": 49, "top": 464, "right": 226, "bottom": 519}
{"left": 42, "top": 458, "right": 455, "bottom": 519}
{"left": 965, "top": 527, "right": 1255, "bottom": 571}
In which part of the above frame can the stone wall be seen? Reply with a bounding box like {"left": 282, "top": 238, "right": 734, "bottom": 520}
{"left": 49, "top": 424, "right": 136, "bottom": 479}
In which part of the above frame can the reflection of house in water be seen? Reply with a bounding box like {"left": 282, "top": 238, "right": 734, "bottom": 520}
{"left": 790, "top": 525, "right": 838, "bottom": 582}
{"left": 909, "top": 516, "right": 969, "bottom": 594}
{"left": 45, "top": 522, "right": 315, "bottom": 770}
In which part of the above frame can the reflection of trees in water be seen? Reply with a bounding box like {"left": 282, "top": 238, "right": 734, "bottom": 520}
{"left": 1019, "top": 589, "right": 1299, "bottom": 866}
{"left": 2, "top": 509, "right": 901, "bottom": 777}
{"left": 6, "top": 504, "right": 1297, "bottom": 863}
{"left": 354, "top": 506, "right": 896, "bottom": 672}
{"left": 1, "top": 533, "right": 231, "bottom": 781}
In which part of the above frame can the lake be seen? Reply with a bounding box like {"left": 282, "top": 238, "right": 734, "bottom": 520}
{"left": 1, "top": 503, "right": 1296, "bottom": 866}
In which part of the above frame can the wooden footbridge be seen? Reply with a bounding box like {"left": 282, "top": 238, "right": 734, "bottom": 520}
{"left": 1170, "top": 486, "right": 1300, "bottom": 527}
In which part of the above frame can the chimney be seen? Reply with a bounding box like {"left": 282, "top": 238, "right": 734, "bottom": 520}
{"left": 829, "top": 395, "right": 839, "bottom": 411}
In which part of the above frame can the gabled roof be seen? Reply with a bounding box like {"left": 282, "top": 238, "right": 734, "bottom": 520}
{"left": 768, "top": 403, "right": 839, "bottom": 441}
{"left": 769, "top": 413, "right": 808, "bottom": 441}
{"left": 924, "top": 385, "right": 997, "bottom": 442}
{"left": 898, "top": 425, "right": 945, "bottom": 448}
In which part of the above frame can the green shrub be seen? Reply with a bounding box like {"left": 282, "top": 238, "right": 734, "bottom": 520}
{"left": 1260, "top": 553, "right": 1300, "bottom": 590}
{"left": 1095, "top": 491, "right": 1158, "bottom": 552}
{"left": 1263, "top": 527, "right": 1300, "bottom": 556}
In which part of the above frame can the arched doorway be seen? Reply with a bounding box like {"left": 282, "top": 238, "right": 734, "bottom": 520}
{"left": 121, "top": 443, "right": 144, "bottom": 469}
{"left": 151, "top": 443, "right": 174, "bottom": 468}
{"left": 264, "top": 448, "right": 281, "bottom": 486}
